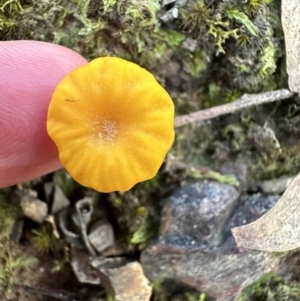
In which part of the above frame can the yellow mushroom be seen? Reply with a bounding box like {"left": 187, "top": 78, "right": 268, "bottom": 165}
{"left": 47, "top": 57, "right": 174, "bottom": 193}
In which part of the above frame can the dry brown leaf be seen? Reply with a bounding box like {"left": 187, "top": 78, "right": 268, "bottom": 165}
{"left": 232, "top": 172, "right": 300, "bottom": 252}
{"left": 231, "top": 0, "right": 300, "bottom": 252}
{"left": 282, "top": 0, "right": 300, "bottom": 93}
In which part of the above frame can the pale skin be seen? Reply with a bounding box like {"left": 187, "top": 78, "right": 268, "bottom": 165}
{"left": 0, "top": 41, "right": 87, "bottom": 188}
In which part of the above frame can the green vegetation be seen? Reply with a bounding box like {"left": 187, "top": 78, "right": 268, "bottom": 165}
{"left": 110, "top": 178, "right": 161, "bottom": 250}
{"left": 0, "top": 0, "right": 283, "bottom": 93}
{"left": 238, "top": 272, "right": 300, "bottom": 301}
{"left": 0, "top": 251, "right": 37, "bottom": 289}
{"left": 0, "top": 193, "right": 37, "bottom": 289}
{"left": 0, "top": 0, "right": 298, "bottom": 299}
{"left": 32, "top": 223, "right": 64, "bottom": 255}
{"left": 152, "top": 279, "right": 206, "bottom": 301}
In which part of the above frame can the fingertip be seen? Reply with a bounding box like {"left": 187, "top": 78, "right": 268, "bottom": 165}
{"left": 0, "top": 41, "right": 88, "bottom": 187}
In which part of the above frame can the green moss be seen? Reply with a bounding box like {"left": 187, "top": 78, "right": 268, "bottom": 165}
{"left": 0, "top": 0, "right": 29, "bottom": 39}
{"left": 180, "top": 0, "right": 240, "bottom": 55}
{"left": 102, "top": 0, "right": 117, "bottom": 13}
{"left": 187, "top": 168, "right": 239, "bottom": 186}
{"left": 205, "top": 82, "right": 242, "bottom": 107}
{"left": 0, "top": 0, "right": 296, "bottom": 299}
{"left": 32, "top": 223, "right": 65, "bottom": 255}
{"left": 245, "top": 0, "right": 274, "bottom": 15}
{"left": 224, "top": 6, "right": 259, "bottom": 36}
{"left": 108, "top": 177, "right": 162, "bottom": 250}
{"left": 182, "top": 50, "right": 208, "bottom": 78}
{"left": 130, "top": 207, "right": 155, "bottom": 246}
{"left": 0, "top": 250, "right": 37, "bottom": 289}
{"left": 0, "top": 192, "right": 37, "bottom": 290}
{"left": 238, "top": 272, "right": 300, "bottom": 301}
{"left": 185, "top": 292, "right": 206, "bottom": 301}
{"left": 0, "top": 192, "right": 22, "bottom": 241}
{"left": 0, "top": 0, "right": 285, "bottom": 99}
{"left": 259, "top": 40, "right": 277, "bottom": 77}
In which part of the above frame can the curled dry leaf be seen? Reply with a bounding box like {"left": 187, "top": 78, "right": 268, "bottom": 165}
{"left": 232, "top": 172, "right": 300, "bottom": 252}
{"left": 233, "top": 0, "right": 300, "bottom": 252}
{"left": 282, "top": 0, "right": 300, "bottom": 94}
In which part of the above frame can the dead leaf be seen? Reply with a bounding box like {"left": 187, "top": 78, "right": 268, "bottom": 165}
{"left": 232, "top": 172, "right": 300, "bottom": 252}
{"left": 282, "top": 0, "right": 300, "bottom": 93}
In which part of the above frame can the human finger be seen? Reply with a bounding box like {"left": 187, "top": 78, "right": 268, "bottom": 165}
{"left": 0, "top": 40, "right": 87, "bottom": 188}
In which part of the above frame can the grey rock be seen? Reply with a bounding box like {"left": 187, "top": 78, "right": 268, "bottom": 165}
{"left": 141, "top": 182, "right": 281, "bottom": 300}
{"left": 142, "top": 246, "right": 279, "bottom": 300}
{"left": 19, "top": 195, "right": 48, "bottom": 223}
{"left": 224, "top": 193, "right": 280, "bottom": 235}
{"left": 10, "top": 218, "right": 25, "bottom": 243}
{"left": 159, "top": 181, "right": 240, "bottom": 249}
{"left": 159, "top": 7, "right": 178, "bottom": 23}
{"left": 90, "top": 258, "right": 152, "bottom": 301}
{"left": 70, "top": 246, "right": 100, "bottom": 285}
{"left": 44, "top": 182, "right": 54, "bottom": 204}
{"left": 162, "top": 0, "right": 177, "bottom": 6}
{"left": 257, "top": 175, "right": 295, "bottom": 195}
{"left": 88, "top": 221, "right": 115, "bottom": 253}
{"left": 221, "top": 162, "right": 250, "bottom": 192}
{"left": 51, "top": 184, "right": 70, "bottom": 214}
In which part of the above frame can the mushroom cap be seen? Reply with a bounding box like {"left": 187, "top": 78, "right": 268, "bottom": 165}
{"left": 47, "top": 57, "right": 174, "bottom": 192}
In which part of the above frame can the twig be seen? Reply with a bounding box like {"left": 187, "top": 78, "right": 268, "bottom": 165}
{"left": 174, "top": 89, "right": 294, "bottom": 128}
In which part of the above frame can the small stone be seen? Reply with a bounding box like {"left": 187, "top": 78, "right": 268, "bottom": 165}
{"left": 159, "top": 180, "right": 240, "bottom": 248}
{"left": 20, "top": 195, "right": 48, "bottom": 223}
{"left": 141, "top": 183, "right": 281, "bottom": 300}
{"left": 90, "top": 258, "right": 152, "bottom": 301}
{"left": 10, "top": 218, "right": 25, "bottom": 243}
{"left": 44, "top": 182, "right": 54, "bottom": 203}
{"left": 181, "top": 38, "right": 198, "bottom": 52}
{"left": 159, "top": 7, "right": 178, "bottom": 22}
{"left": 257, "top": 175, "right": 295, "bottom": 194}
{"left": 162, "top": 0, "right": 176, "bottom": 6}
{"left": 88, "top": 221, "right": 115, "bottom": 253}
{"left": 221, "top": 162, "right": 250, "bottom": 192}
{"left": 51, "top": 184, "right": 70, "bottom": 214}
{"left": 224, "top": 193, "right": 280, "bottom": 233}
{"left": 70, "top": 246, "right": 100, "bottom": 285}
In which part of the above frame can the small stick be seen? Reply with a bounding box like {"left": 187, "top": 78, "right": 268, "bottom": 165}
{"left": 174, "top": 89, "right": 294, "bottom": 128}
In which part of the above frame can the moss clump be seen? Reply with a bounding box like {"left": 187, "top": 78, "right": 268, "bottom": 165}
{"left": 31, "top": 223, "right": 64, "bottom": 255}
{"left": 180, "top": 0, "right": 239, "bottom": 55}
{"left": 0, "top": 192, "right": 22, "bottom": 240}
{"left": 0, "top": 250, "right": 37, "bottom": 289}
{"left": 238, "top": 272, "right": 300, "bottom": 301}
{"left": 0, "top": 192, "right": 37, "bottom": 290}
{"left": 178, "top": 0, "right": 282, "bottom": 93}
{"left": 1, "top": 0, "right": 285, "bottom": 106}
